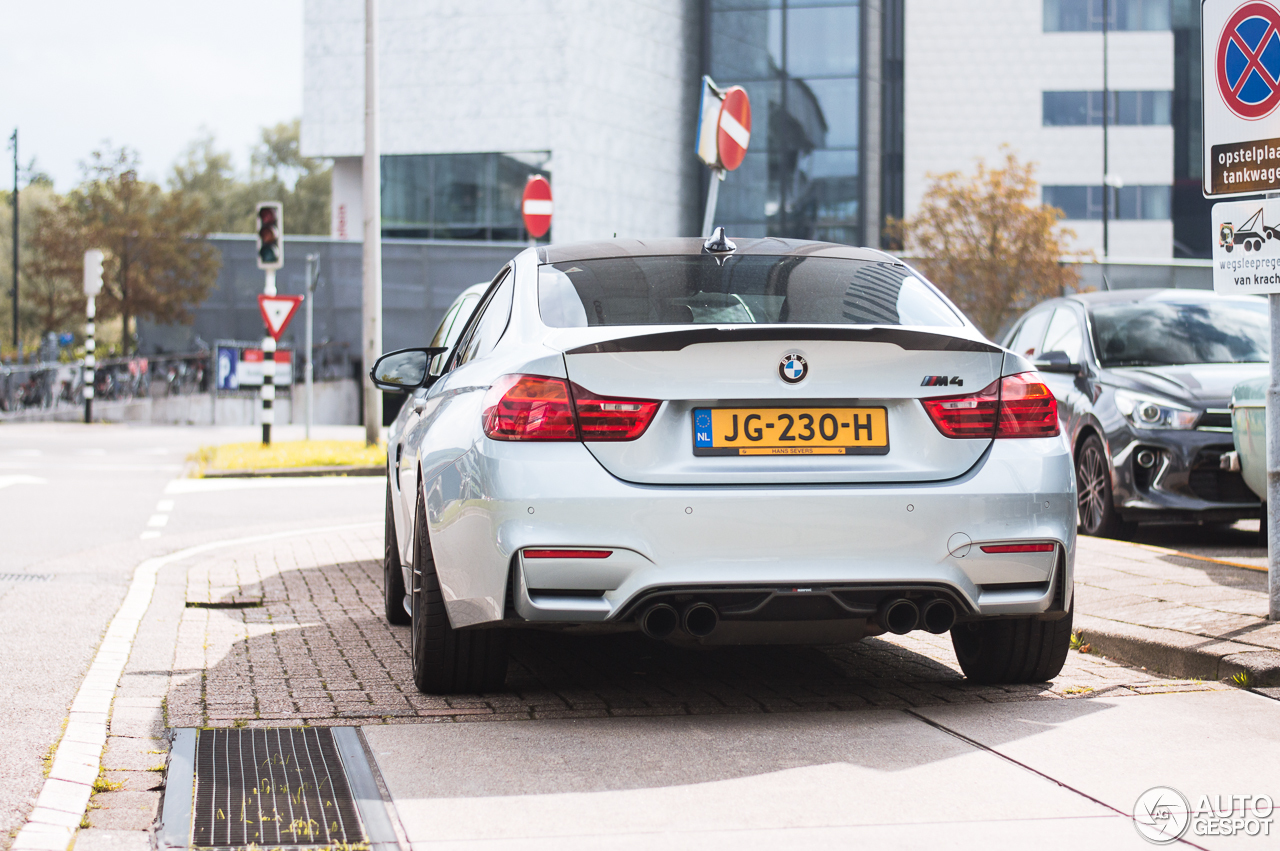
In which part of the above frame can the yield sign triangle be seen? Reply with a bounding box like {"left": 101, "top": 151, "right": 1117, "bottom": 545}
{"left": 258, "top": 294, "right": 304, "bottom": 341}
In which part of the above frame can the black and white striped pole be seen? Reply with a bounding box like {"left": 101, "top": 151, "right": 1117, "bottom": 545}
{"left": 82, "top": 249, "right": 104, "bottom": 424}
{"left": 255, "top": 202, "right": 283, "bottom": 446}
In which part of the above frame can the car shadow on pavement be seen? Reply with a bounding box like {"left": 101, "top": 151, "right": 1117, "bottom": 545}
{"left": 174, "top": 561, "right": 1093, "bottom": 731}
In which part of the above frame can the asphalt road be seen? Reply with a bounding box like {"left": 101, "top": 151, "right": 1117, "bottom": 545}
{"left": 0, "top": 422, "right": 382, "bottom": 846}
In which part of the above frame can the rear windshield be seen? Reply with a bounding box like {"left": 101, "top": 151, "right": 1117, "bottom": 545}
{"left": 1090, "top": 298, "right": 1269, "bottom": 367}
{"left": 537, "top": 256, "right": 964, "bottom": 328}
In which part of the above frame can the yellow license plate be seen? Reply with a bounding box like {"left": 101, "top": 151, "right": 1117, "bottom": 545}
{"left": 692, "top": 407, "right": 889, "bottom": 456}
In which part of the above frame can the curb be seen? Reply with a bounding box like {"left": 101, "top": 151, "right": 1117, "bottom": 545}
{"left": 200, "top": 465, "right": 384, "bottom": 478}
{"left": 1074, "top": 613, "right": 1280, "bottom": 687}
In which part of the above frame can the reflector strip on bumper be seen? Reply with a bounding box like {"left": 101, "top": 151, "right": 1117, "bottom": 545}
{"left": 980, "top": 543, "right": 1056, "bottom": 554}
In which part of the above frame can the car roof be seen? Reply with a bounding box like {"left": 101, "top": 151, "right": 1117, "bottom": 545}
{"left": 536, "top": 237, "right": 897, "bottom": 265}
{"left": 1062, "top": 288, "right": 1263, "bottom": 307}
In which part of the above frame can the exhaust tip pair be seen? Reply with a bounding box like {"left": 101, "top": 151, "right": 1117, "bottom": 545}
{"left": 640, "top": 602, "right": 718, "bottom": 639}
{"left": 878, "top": 597, "right": 956, "bottom": 635}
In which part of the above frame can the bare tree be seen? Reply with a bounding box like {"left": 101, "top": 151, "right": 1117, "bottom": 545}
{"left": 889, "top": 151, "right": 1083, "bottom": 339}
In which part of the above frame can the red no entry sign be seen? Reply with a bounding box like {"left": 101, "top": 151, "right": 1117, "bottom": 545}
{"left": 717, "top": 87, "right": 752, "bottom": 171}
{"left": 1217, "top": 2, "right": 1280, "bottom": 119}
{"left": 522, "top": 176, "right": 553, "bottom": 238}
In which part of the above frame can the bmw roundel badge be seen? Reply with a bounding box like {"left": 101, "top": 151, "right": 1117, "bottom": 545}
{"left": 779, "top": 353, "right": 808, "bottom": 384}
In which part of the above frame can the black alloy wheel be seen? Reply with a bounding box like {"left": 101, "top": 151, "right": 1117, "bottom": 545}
{"left": 383, "top": 481, "right": 411, "bottom": 625}
{"left": 1076, "top": 434, "right": 1133, "bottom": 539}
{"left": 409, "top": 482, "right": 509, "bottom": 694}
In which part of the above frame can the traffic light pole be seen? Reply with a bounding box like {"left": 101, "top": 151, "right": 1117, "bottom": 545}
{"left": 261, "top": 268, "right": 276, "bottom": 446}
{"left": 84, "top": 295, "right": 94, "bottom": 424}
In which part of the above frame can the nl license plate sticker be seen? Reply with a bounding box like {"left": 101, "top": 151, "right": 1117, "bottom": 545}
{"left": 692, "top": 407, "right": 889, "bottom": 456}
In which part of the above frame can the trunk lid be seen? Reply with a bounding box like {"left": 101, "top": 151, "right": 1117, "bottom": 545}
{"left": 560, "top": 326, "right": 1005, "bottom": 485}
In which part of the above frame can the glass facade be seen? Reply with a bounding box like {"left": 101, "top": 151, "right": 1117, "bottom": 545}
{"left": 1043, "top": 90, "right": 1172, "bottom": 126}
{"left": 706, "top": 1, "right": 865, "bottom": 244}
{"left": 1043, "top": 184, "right": 1173, "bottom": 220}
{"left": 1172, "top": 0, "right": 1212, "bottom": 258}
{"left": 380, "top": 152, "right": 551, "bottom": 241}
{"left": 1043, "top": 0, "right": 1171, "bottom": 32}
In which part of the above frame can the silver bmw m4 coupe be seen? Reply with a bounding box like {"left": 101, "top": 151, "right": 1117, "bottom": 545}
{"left": 372, "top": 233, "right": 1076, "bottom": 694}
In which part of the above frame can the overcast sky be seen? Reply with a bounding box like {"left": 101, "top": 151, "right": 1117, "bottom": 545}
{"left": 0, "top": 0, "right": 304, "bottom": 191}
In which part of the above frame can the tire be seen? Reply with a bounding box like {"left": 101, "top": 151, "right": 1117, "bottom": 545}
{"left": 951, "top": 603, "right": 1074, "bottom": 684}
{"left": 1076, "top": 434, "right": 1134, "bottom": 539}
{"left": 384, "top": 481, "right": 411, "bottom": 625}
{"left": 410, "top": 483, "right": 509, "bottom": 694}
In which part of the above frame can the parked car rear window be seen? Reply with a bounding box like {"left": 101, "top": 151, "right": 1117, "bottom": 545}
{"left": 537, "top": 256, "right": 964, "bottom": 328}
{"left": 1091, "top": 298, "right": 1269, "bottom": 366}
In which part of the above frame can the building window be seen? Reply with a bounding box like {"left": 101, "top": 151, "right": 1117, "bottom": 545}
{"left": 380, "top": 152, "right": 550, "bottom": 241}
{"left": 1043, "top": 91, "right": 1172, "bottom": 125}
{"left": 1044, "top": 0, "right": 1171, "bottom": 32}
{"left": 707, "top": 1, "right": 863, "bottom": 242}
{"left": 1043, "top": 185, "right": 1172, "bottom": 220}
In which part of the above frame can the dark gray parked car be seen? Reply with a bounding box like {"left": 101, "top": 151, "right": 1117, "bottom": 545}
{"left": 1002, "top": 289, "right": 1268, "bottom": 538}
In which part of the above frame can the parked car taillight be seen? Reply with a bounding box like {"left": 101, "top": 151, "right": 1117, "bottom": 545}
{"left": 570, "top": 385, "right": 660, "bottom": 440}
{"left": 482, "top": 375, "right": 578, "bottom": 440}
{"left": 482, "top": 374, "right": 659, "bottom": 441}
{"left": 922, "top": 373, "right": 1059, "bottom": 439}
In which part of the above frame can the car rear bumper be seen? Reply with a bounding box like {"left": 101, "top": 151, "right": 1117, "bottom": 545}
{"left": 423, "top": 437, "right": 1076, "bottom": 629}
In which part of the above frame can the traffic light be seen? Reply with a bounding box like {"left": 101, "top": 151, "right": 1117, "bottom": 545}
{"left": 255, "top": 202, "right": 283, "bottom": 270}
{"left": 83, "top": 249, "right": 104, "bottom": 296}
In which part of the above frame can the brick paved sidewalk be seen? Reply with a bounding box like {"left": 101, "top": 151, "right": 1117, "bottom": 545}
{"left": 1074, "top": 535, "right": 1280, "bottom": 690}
{"left": 161, "top": 526, "right": 1219, "bottom": 732}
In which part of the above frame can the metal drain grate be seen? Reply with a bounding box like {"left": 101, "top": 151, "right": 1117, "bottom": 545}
{"left": 192, "top": 727, "right": 366, "bottom": 848}
{"left": 0, "top": 573, "right": 52, "bottom": 582}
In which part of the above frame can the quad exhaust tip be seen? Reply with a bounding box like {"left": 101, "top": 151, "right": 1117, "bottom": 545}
{"left": 921, "top": 598, "right": 957, "bottom": 634}
{"left": 879, "top": 598, "right": 920, "bottom": 635}
{"left": 639, "top": 603, "right": 679, "bottom": 639}
{"left": 682, "top": 602, "right": 719, "bottom": 637}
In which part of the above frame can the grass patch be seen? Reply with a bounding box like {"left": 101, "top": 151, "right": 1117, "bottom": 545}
{"left": 193, "top": 440, "right": 384, "bottom": 475}
{"left": 1231, "top": 670, "right": 1253, "bottom": 689}
{"left": 92, "top": 769, "right": 123, "bottom": 794}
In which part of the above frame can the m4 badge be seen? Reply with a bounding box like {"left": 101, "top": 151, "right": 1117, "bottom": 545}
{"left": 921, "top": 376, "right": 963, "bottom": 387}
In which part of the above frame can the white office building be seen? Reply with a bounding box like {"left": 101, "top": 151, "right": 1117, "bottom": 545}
{"left": 301, "top": 0, "right": 1209, "bottom": 259}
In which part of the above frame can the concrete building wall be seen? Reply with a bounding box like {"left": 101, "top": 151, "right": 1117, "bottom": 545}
{"left": 303, "top": 0, "right": 703, "bottom": 243}
{"left": 903, "top": 0, "right": 1175, "bottom": 257}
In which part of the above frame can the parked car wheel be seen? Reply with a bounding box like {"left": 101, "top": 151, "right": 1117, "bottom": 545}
{"left": 1076, "top": 435, "right": 1133, "bottom": 539}
{"left": 383, "top": 481, "right": 411, "bottom": 626}
{"left": 410, "top": 483, "right": 509, "bottom": 694}
{"left": 950, "top": 603, "right": 1073, "bottom": 684}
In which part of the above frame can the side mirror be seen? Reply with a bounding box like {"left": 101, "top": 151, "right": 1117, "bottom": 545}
{"left": 1034, "top": 350, "right": 1082, "bottom": 374}
{"left": 369, "top": 347, "right": 447, "bottom": 392}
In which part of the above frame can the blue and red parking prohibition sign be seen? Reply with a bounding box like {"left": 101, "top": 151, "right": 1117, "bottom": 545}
{"left": 1218, "top": 2, "right": 1280, "bottom": 119}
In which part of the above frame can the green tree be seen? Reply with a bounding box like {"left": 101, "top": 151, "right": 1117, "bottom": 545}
{"left": 888, "top": 151, "right": 1083, "bottom": 339}
{"left": 1, "top": 181, "right": 66, "bottom": 356}
{"left": 29, "top": 147, "right": 220, "bottom": 355}
{"left": 170, "top": 119, "right": 331, "bottom": 236}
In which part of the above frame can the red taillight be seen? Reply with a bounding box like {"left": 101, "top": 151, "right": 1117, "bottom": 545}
{"left": 482, "top": 375, "right": 578, "bottom": 440}
{"left": 523, "top": 549, "right": 612, "bottom": 559}
{"left": 921, "top": 373, "right": 1059, "bottom": 439}
{"left": 482, "top": 374, "right": 659, "bottom": 442}
{"left": 980, "top": 543, "right": 1057, "bottom": 554}
{"left": 920, "top": 380, "right": 1000, "bottom": 438}
{"left": 570, "top": 384, "right": 660, "bottom": 441}
{"left": 995, "top": 373, "right": 1059, "bottom": 438}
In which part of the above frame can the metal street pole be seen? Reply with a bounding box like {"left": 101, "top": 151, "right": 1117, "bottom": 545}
{"left": 1270, "top": 287, "right": 1280, "bottom": 619}
{"left": 362, "top": 0, "right": 383, "bottom": 447}
{"left": 261, "top": 268, "right": 276, "bottom": 446}
{"left": 305, "top": 253, "right": 318, "bottom": 440}
{"left": 10, "top": 128, "right": 17, "bottom": 354}
{"left": 1101, "top": 0, "right": 1109, "bottom": 257}
{"left": 82, "top": 249, "right": 103, "bottom": 424}
{"left": 84, "top": 295, "right": 94, "bottom": 423}
{"left": 701, "top": 168, "right": 724, "bottom": 238}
